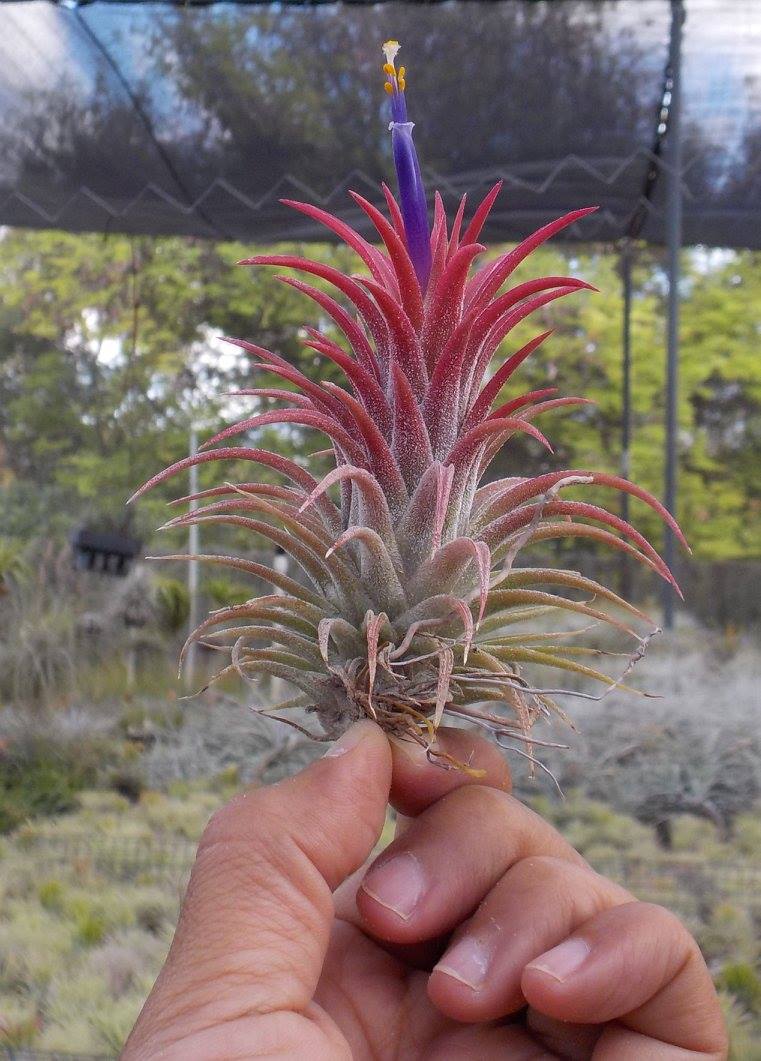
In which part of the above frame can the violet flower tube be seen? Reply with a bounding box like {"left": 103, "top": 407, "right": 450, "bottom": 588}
{"left": 382, "top": 40, "right": 432, "bottom": 291}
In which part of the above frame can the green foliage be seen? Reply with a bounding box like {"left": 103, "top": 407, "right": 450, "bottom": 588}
{"left": 719, "top": 962, "right": 761, "bottom": 1015}
{"left": 0, "top": 228, "right": 348, "bottom": 543}
{"left": 719, "top": 990, "right": 761, "bottom": 1061}
{"left": 152, "top": 577, "right": 190, "bottom": 634}
{"left": 205, "top": 576, "right": 254, "bottom": 608}
{"left": 37, "top": 878, "right": 65, "bottom": 913}
{"left": 505, "top": 245, "right": 761, "bottom": 560}
{"left": 0, "top": 710, "right": 118, "bottom": 833}
{"left": 73, "top": 908, "right": 108, "bottom": 947}
{"left": 0, "top": 536, "right": 28, "bottom": 591}
{"left": 0, "top": 755, "right": 88, "bottom": 834}
{"left": 1, "top": 228, "right": 758, "bottom": 565}
{"left": 699, "top": 904, "right": 760, "bottom": 966}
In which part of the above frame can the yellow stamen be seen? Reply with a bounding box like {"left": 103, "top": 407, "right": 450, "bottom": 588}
{"left": 398, "top": 77, "right": 406, "bottom": 91}
{"left": 398, "top": 66, "right": 406, "bottom": 79}
{"left": 384, "top": 81, "right": 394, "bottom": 95}
{"left": 383, "top": 62, "right": 395, "bottom": 76}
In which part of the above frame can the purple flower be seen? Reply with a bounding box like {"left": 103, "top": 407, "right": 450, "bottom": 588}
{"left": 382, "top": 41, "right": 432, "bottom": 291}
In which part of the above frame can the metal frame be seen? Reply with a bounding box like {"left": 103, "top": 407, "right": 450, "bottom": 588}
{"left": 663, "top": 0, "right": 685, "bottom": 628}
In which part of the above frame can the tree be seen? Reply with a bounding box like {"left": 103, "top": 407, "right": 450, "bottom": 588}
{"left": 1, "top": 224, "right": 759, "bottom": 563}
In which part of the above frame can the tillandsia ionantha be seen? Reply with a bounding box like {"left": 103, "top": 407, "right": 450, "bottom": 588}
{"left": 129, "top": 40, "right": 688, "bottom": 777}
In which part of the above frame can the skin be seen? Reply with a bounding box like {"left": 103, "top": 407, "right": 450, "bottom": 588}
{"left": 122, "top": 721, "right": 728, "bottom": 1060}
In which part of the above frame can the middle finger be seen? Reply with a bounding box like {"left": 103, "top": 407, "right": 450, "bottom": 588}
{"left": 429, "top": 855, "right": 632, "bottom": 1022}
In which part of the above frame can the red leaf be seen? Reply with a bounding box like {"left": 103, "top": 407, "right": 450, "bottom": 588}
{"left": 350, "top": 191, "right": 424, "bottom": 330}
{"left": 127, "top": 447, "right": 320, "bottom": 505}
{"left": 422, "top": 242, "right": 486, "bottom": 375}
{"left": 356, "top": 275, "right": 428, "bottom": 396}
{"left": 487, "top": 388, "right": 559, "bottom": 421}
{"left": 242, "top": 255, "right": 384, "bottom": 368}
{"left": 303, "top": 331, "right": 391, "bottom": 436}
{"left": 389, "top": 360, "right": 435, "bottom": 490}
{"left": 447, "top": 416, "right": 552, "bottom": 470}
{"left": 466, "top": 330, "right": 553, "bottom": 426}
{"left": 460, "top": 181, "right": 504, "bottom": 246}
{"left": 466, "top": 286, "right": 592, "bottom": 405}
{"left": 466, "top": 206, "right": 599, "bottom": 309}
{"left": 201, "top": 408, "right": 368, "bottom": 468}
{"left": 482, "top": 499, "right": 679, "bottom": 592}
{"left": 231, "top": 387, "right": 313, "bottom": 408}
{"left": 447, "top": 194, "right": 468, "bottom": 258}
{"left": 425, "top": 192, "right": 449, "bottom": 303}
{"left": 478, "top": 469, "right": 690, "bottom": 552}
{"left": 478, "top": 276, "right": 592, "bottom": 342}
{"left": 381, "top": 182, "right": 406, "bottom": 241}
{"left": 516, "top": 396, "right": 595, "bottom": 421}
{"left": 300, "top": 465, "right": 397, "bottom": 549}
{"left": 322, "top": 382, "right": 409, "bottom": 508}
{"left": 279, "top": 198, "right": 393, "bottom": 290}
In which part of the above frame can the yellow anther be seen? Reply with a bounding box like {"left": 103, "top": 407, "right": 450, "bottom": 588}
{"left": 383, "top": 62, "right": 395, "bottom": 75}
{"left": 398, "top": 77, "right": 406, "bottom": 91}
{"left": 398, "top": 66, "right": 406, "bottom": 79}
{"left": 384, "top": 81, "right": 394, "bottom": 94}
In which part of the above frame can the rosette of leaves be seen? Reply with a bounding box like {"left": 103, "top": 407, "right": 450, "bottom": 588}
{"left": 130, "top": 43, "right": 686, "bottom": 772}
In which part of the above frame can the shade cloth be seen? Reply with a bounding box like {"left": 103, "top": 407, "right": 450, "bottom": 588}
{"left": 0, "top": 0, "right": 758, "bottom": 246}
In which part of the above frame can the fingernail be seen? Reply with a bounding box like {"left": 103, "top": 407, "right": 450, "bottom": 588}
{"left": 434, "top": 934, "right": 494, "bottom": 991}
{"left": 323, "top": 721, "right": 371, "bottom": 758}
{"left": 360, "top": 851, "right": 425, "bottom": 920}
{"left": 526, "top": 938, "right": 590, "bottom": 982}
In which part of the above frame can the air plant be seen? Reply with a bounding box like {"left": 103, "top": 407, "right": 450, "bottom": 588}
{"left": 129, "top": 41, "right": 687, "bottom": 776}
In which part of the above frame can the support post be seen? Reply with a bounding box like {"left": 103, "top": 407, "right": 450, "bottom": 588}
{"left": 186, "top": 424, "right": 200, "bottom": 689}
{"left": 663, "top": 0, "right": 685, "bottom": 628}
{"left": 619, "top": 239, "right": 634, "bottom": 602}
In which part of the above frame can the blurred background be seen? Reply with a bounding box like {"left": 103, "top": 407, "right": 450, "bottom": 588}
{"left": 0, "top": 0, "right": 760, "bottom": 1056}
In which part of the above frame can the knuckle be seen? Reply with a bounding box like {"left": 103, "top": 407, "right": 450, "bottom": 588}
{"left": 440, "top": 780, "right": 513, "bottom": 818}
{"left": 513, "top": 853, "right": 569, "bottom": 882}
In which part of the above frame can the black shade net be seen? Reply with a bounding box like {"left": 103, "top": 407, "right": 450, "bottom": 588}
{"left": 0, "top": 0, "right": 758, "bottom": 247}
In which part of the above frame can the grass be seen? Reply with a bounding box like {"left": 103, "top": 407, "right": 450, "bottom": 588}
{"left": 1, "top": 625, "right": 760, "bottom": 1055}
{"left": 0, "top": 783, "right": 761, "bottom": 1056}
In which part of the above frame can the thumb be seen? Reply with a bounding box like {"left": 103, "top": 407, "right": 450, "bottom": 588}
{"left": 124, "top": 721, "right": 391, "bottom": 1055}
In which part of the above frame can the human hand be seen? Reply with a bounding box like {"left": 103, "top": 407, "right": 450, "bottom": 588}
{"left": 122, "top": 721, "right": 728, "bottom": 1059}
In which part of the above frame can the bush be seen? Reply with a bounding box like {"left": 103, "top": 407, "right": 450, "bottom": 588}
{"left": 153, "top": 577, "right": 190, "bottom": 634}
{"left": 0, "top": 994, "right": 39, "bottom": 1048}
{"left": 74, "top": 908, "right": 108, "bottom": 947}
{"left": 0, "top": 536, "right": 29, "bottom": 593}
{"left": 719, "top": 962, "right": 761, "bottom": 1015}
{"left": 108, "top": 767, "right": 145, "bottom": 804}
{"left": 138, "top": 699, "right": 316, "bottom": 790}
{"left": 699, "top": 903, "right": 760, "bottom": 966}
{"left": 37, "top": 879, "right": 65, "bottom": 913}
{"left": 718, "top": 991, "right": 761, "bottom": 1060}
{"left": 205, "top": 576, "right": 254, "bottom": 608}
{"left": 535, "top": 631, "right": 761, "bottom": 845}
{"left": 0, "top": 756, "right": 88, "bottom": 833}
{"left": 0, "top": 709, "right": 118, "bottom": 833}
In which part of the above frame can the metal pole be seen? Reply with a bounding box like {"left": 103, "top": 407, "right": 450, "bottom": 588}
{"left": 663, "top": 0, "right": 685, "bottom": 628}
{"left": 620, "top": 239, "right": 633, "bottom": 602}
{"left": 186, "top": 424, "right": 200, "bottom": 689}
